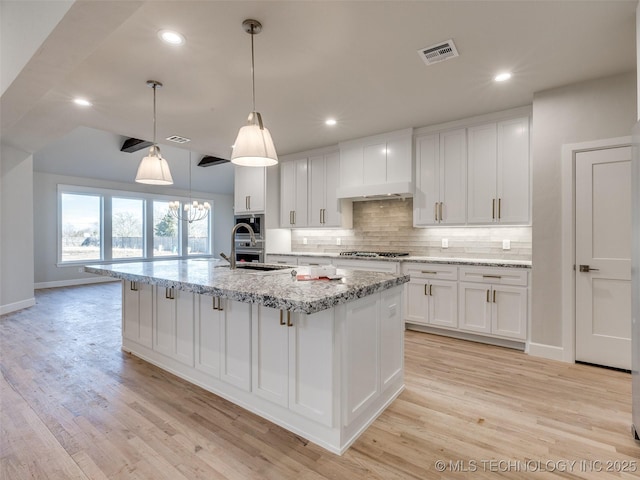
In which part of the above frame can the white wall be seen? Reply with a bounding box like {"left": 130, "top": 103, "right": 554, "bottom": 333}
{"left": 0, "top": 144, "right": 35, "bottom": 313}
{"left": 531, "top": 71, "right": 637, "bottom": 348}
{"left": 33, "top": 172, "right": 234, "bottom": 286}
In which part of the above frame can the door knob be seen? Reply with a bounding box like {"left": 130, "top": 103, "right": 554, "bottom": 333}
{"left": 579, "top": 265, "right": 599, "bottom": 272}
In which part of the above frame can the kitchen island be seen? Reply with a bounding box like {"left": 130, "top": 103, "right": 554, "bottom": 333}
{"left": 85, "top": 259, "right": 409, "bottom": 454}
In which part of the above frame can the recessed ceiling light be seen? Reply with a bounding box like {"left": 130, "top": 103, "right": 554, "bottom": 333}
{"left": 494, "top": 72, "right": 512, "bottom": 82}
{"left": 158, "top": 30, "right": 185, "bottom": 45}
{"left": 325, "top": 118, "right": 337, "bottom": 126}
{"left": 73, "top": 98, "right": 92, "bottom": 107}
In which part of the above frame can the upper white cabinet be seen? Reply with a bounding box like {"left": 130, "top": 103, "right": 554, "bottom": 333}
{"left": 414, "top": 129, "right": 467, "bottom": 226}
{"left": 467, "top": 117, "right": 530, "bottom": 224}
{"left": 308, "top": 152, "right": 351, "bottom": 228}
{"left": 235, "top": 165, "right": 266, "bottom": 214}
{"left": 280, "top": 158, "right": 308, "bottom": 227}
{"left": 337, "top": 128, "right": 413, "bottom": 198}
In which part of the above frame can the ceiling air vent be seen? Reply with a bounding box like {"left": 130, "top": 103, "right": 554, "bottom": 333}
{"left": 166, "top": 134, "right": 191, "bottom": 144}
{"left": 418, "top": 39, "right": 459, "bottom": 66}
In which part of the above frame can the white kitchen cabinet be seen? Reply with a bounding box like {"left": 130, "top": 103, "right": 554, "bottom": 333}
{"left": 332, "top": 258, "right": 399, "bottom": 274}
{"left": 220, "top": 299, "right": 253, "bottom": 391}
{"left": 403, "top": 264, "right": 458, "bottom": 328}
{"left": 308, "top": 152, "right": 352, "bottom": 228}
{"left": 122, "top": 280, "right": 153, "bottom": 348}
{"left": 235, "top": 165, "right": 266, "bottom": 214}
{"left": 467, "top": 117, "right": 530, "bottom": 225}
{"left": 458, "top": 266, "right": 528, "bottom": 340}
{"left": 252, "top": 305, "right": 334, "bottom": 426}
{"left": 280, "top": 158, "right": 308, "bottom": 227}
{"left": 337, "top": 128, "right": 413, "bottom": 198}
{"left": 266, "top": 254, "right": 297, "bottom": 265}
{"left": 153, "top": 286, "right": 194, "bottom": 366}
{"left": 195, "top": 294, "right": 223, "bottom": 378}
{"left": 414, "top": 129, "right": 467, "bottom": 226}
{"left": 297, "top": 256, "right": 333, "bottom": 266}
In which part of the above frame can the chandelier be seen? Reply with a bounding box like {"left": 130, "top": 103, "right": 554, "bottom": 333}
{"left": 168, "top": 152, "right": 210, "bottom": 223}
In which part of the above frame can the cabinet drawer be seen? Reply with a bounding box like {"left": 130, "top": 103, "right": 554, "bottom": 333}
{"left": 333, "top": 259, "right": 399, "bottom": 274}
{"left": 266, "top": 255, "right": 296, "bottom": 265}
{"left": 402, "top": 263, "right": 457, "bottom": 281}
{"left": 297, "top": 256, "right": 333, "bottom": 266}
{"left": 459, "top": 266, "right": 528, "bottom": 286}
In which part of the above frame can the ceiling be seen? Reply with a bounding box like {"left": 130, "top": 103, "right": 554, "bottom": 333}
{"left": 1, "top": 1, "right": 637, "bottom": 190}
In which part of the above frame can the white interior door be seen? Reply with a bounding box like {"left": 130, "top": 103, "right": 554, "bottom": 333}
{"left": 575, "top": 146, "right": 632, "bottom": 370}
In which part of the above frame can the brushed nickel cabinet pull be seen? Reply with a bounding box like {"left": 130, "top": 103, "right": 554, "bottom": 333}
{"left": 287, "top": 311, "right": 293, "bottom": 327}
{"left": 435, "top": 202, "right": 438, "bottom": 222}
{"left": 498, "top": 198, "right": 502, "bottom": 219}
{"left": 439, "top": 202, "right": 443, "bottom": 222}
{"left": 218, "top": 297, "right": 223, "bottom": 311}
{"left": 421, "top": 270, "right": 438, "bottom": 275}
{"left": 130, "top": 281, "right": 138, "bottom": 291}
{"left": 492, "top": 199, "right": 495, "bottom": 219}
{"left": 279, "top": 310, "right": 285, "bottom": 326}
{"left": 482, "top": 274, "right": 502, "bottom": 279}
{"left": 293, "top": 211, "right": 296, "bottom": 225}
{"left": 493, "top": 290, "right": 497, "bottom": 303}
{"left": 246, "top": 195, "right": 249, "bottom": 210}
{"left": 486, "top": 289, "right": 490, "bottom": 303}
{"left": 424, "top": 284, "right": 428, "bottom": 296}
{"left": 165, "top": 287, "right": 175, "bottom": 300}
{"left": 213, "top": 296, "right": 217, "bottom": 310}
{"left": 429, "top": 284, "right": 433, "bottom": 296}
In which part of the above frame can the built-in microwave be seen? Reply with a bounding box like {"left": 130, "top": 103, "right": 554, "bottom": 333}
{"left": 234, "top": 214, "right": 264, "bottom": 238}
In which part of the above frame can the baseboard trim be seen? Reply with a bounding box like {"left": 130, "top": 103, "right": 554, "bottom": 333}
{"left": 527, "top": 342, "right": 566, "bottom": 362}
{"left": 0, "top": 297, "right": 36, "bottom": 315}
{"left": 405, "top": 323, "right": 525, "bottom": 351}
{"left": 35, "top": 277, "right": 118, "bottom": 290}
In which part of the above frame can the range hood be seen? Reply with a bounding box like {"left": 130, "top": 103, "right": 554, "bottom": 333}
{"left": 336, "top": 181, "right": 414, "bottom": 200}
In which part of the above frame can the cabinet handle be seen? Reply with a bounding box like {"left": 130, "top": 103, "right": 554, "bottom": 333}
{"left": 308, "top": 263, "right": 320, "bottom": 266}
{"left": 439, "top": 202, "right": 443, "bottom": 222}
{"left": 482, "top": 274, "right": 502, "bottom": 279}
{"left": 421, "top": 270, "right": 437, "bottom": 275}
{"left": 218, "top": 297, "right": 223, "bottom": 311}
{"left": 493, "top": 290, "right": 497, "bottom": 303}
{"left": 245, "top": 195, "right": 249, "bottom": 210}
{"left": 212, "top": 296, "right": 223, "bottom": 311}
{"left": 165, "top": 287, "right": 175, "bottom": 300}
{"left": 293, "top": 211, "right": 296, "bottom": 225}
{"left": 434, "top": 202, "right": 439, "bottom": 222}
{"left": 486, "top": 289, "right": 490, "bottom": 303}
{"left": 492, "top": 199, "right": 496, "bottom": 220}
{"left": 287, "top": 311, "right": 293, "bottom": 327}
{"left": 213, "top": 296, "right": 217, "bottom": 310}
{"left": 429, "top": 284, "right": 433, "bottom": 296}
{"left": 498, "top": 198, "right": 502, "bottom": 219}
{"left": 279, "top": 310, "right": 285, "bottom": 326}
{"left": 424, "top": 284, "right": 428, "bottom": 296}
{"left": 130, "top": 281, "right": 138, "bottom": 291}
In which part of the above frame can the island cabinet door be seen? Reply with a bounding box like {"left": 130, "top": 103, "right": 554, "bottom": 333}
{"left": 288, "top": 308, "right": 334, "bottom": 427}
{"left": 252, "top": 306, "right": 289, "bottom": 406}
{"left": 122, "top": 280, "right": 153, "bottom": 348}
{"left": 153, "top": 287, "right": 195, "bottom": 366}
{"left": 380, "top": 287, "right": 403, "bottom": 391}
{"left": 195, "top": 295, "right": 223, "bottom": 378}
{"left": 220, "top": 300, "right": 252, "bottom": 391}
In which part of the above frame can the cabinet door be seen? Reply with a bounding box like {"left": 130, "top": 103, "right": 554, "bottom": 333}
{"left": 154, "top": 287, "right": 194, "bottom": 366}
{"left": 195, "top": 295, "right": 222, "bottom": 377}
{"left": 308, "top": 155, "right": 326, "bottom": 228}
{"left": 386, "top": 136, "right": 412, "bottom": 184}
{"left": 322, "top": 152, "right": 342, "bottom": 227}
{"left": 294, "top": 158, "right": 308, "bottom": 227}
{"left": 220, "top": 299, "right": 252, "bottom": 391}
{"left": 280, "top": 160, "right": 297, "bottom": 227}
{"left": 252, "top": 306, "right": 289, "bottom": 406}
{"left": 429, "top": 280, "right": 458, "bottom": 329}
{"left": 235, "top": 166, "right": 265, "bottom": 214}
{"left": 467, "top": 123, "right": 497, "bottom": 224}
{"left": 414, "top": 134, "right": 440, "bottom": 226}
{"left": 288, "top": 309, "right": 334, "bottom": 426}
{"left": 458, "top": 283, "right": 492, "bottom": 334}
{"left": 380, "top": 287, "right": 403, "bottom": 390}
{"left": 363, "top": 143, "right": 387, "bottom": 185}
{"left": 122, "top": 281, "right": 153, "bottom": 348}
{"left": 497, "top": 117, "right": 530, "bottom": 224}
{"left": 339, "top": 145, "right": 363, "bottom": 188}
{"left": 491, "top": 286, "right": 527, "bottom": 340}
{"left": 405, "top": 279, "right": 429, "bottom": 325}
{"left": 440, "top": 129, "right": 467, "bottom": 224}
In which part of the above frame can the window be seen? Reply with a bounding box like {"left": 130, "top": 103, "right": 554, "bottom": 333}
{"left": 112, "top": 197, "right": 144, "bottom": 259}
{"left": 58, "top": 185, "right": 213, "bottom": 264}
{"left": 60, "top": 193, "right": 102, "bottom": 262}
{"left": 153, "top": 201, "right": 179, "bottom": 257}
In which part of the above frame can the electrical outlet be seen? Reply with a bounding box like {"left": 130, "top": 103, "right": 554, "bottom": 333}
{"left": 502, "top": 239, "right": 511, "bottom": 250}
{"left": 336, "top": 237, "right": 341, "bottom": 246}
{"left": 303, "top": 237, "right": 308, "bottom": 245}
{"left": 441, "top": 238, "right": 449, "bottom": 249}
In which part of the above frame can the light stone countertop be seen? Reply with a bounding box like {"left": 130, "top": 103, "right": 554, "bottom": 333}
{"left": 85, "top": 259, "right": 409, "bottom": 314}
{"left": 267, "top": 252, "right": 532, "bottom": 269}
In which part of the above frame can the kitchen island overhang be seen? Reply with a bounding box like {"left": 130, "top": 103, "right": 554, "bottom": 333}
{"left": 85, "top": 259, "right": 409, "bottom": 454}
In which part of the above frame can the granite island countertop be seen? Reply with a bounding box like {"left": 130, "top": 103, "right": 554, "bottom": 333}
{"left": 267, "top": 252, "right": 532, "bottom": 269}
{"left": 85, "top": 259, "right": 409, "bottom": 314}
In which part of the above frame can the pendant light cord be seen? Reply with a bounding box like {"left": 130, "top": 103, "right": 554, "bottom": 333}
{"left": 152, "top": 83, "right": 157, "bottom": 148}
{"left": 250, "top": 25, "right": 256, "bottom": 112}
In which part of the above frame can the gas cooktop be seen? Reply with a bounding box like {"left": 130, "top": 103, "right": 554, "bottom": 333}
{"left": 339, "top": 251, "right": 410, "bottom": 258}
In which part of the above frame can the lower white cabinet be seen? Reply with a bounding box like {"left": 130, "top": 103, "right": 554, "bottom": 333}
{"left": 333, "top": 259, "right": 399, "bottom": 274}
{"left": 122, "top": 280, "right": 153, "bottom": 348}
{"left": 219, "top": 298, "right": 253, "bottom": 391}
{"left": 403, "top": 264, "right": 458, "bottom": 329}
{"left": 153, "top": 286, "right": 194, "bottom": 366}
{"left": 195, "top": 295, "right": 223, "bottom": 378}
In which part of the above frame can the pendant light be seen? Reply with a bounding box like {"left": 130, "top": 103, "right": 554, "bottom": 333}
{"left": 231, "top": 19, "right": 278, "bottom": 167}
{"left": 135, "top": 80, "right": 174, "bottom": 185}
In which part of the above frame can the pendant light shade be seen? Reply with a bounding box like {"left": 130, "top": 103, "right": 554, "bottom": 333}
{"left": 135, "top": 80, "right": 174, "bottom": 185}
{"left": 135, "top": 145, "right": 174, "bottom": 185}
{"left": 231, "top": 19, "right": 278, "bottom": 167}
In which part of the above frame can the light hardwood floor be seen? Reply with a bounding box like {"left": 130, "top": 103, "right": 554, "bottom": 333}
{"left": 1, "top": 282, "right": 639, "bottom": 479}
